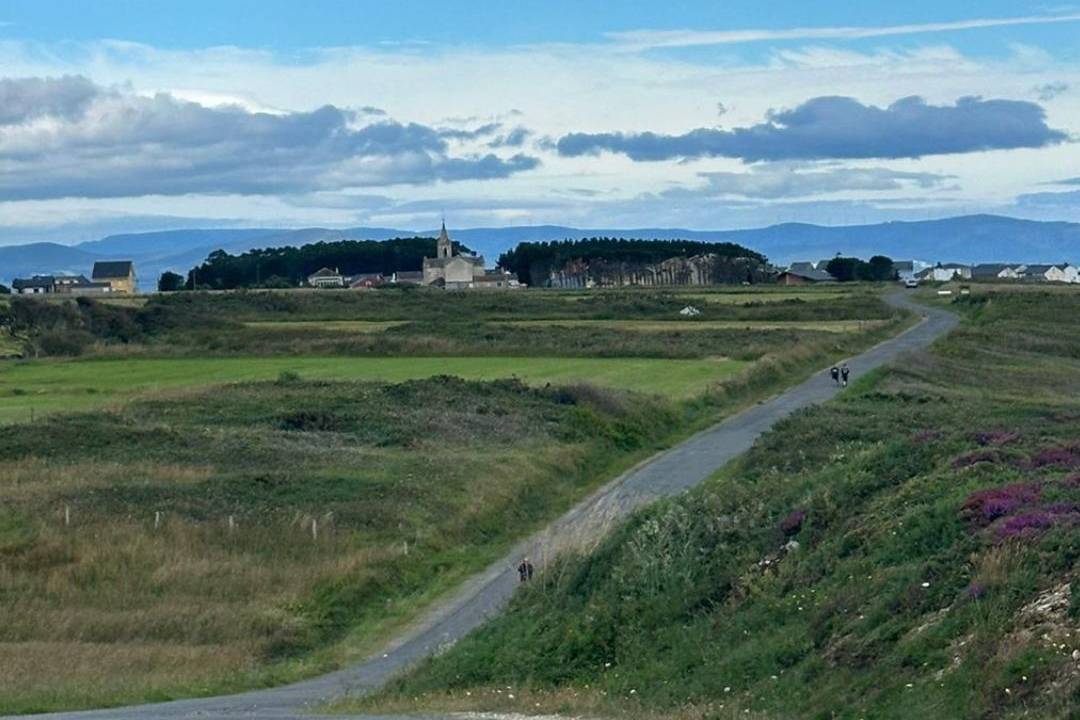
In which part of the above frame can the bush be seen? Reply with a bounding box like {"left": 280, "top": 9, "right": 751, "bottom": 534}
{"left": 33, "top": 329, "right": 95, "bottom": 357}
{"left": 276, "top": 370, "right": 302, "bottom": 385}
{"left": 278, "top": 410, "right": 342, "bottom": 432}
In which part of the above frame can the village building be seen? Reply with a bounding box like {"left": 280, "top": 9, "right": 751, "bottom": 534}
{"left": 306, "top": 267, "right": 346, "bottom": 288}
{"left": 776, "top": 267, "right": 835, "bottom": 286}
{"left": 1019, "top": 263, "right": 1077, "bottom": 283}
{"left": 347, "top": 273, "right": 386, "bottom": 290}
{"left": 391, "top": 270, "right": 424, "bottom": 285}
{"left": 917, "top": 263, "right": 972, "bottom": 282}
{"left": 54, "top": 275, "right": 112, "bottom": 295}
{"left": 422, "top": 222, "right": 487, "bottom": 289}
{"left": 971, "top": 263, "right": 1022, "bottom": 281}
{"left": 92, "top": 261, "right": 137, "bottom": 294}
{"left": 12, "top": 275, "right": 55, "bottom": 294}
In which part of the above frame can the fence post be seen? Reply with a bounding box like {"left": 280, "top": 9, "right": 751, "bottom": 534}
{"left": 154, "top": 511, "right": 161, "bottom": 530}
{"left": 311, "top": 518, "right": 318, "bottom": 542}
{"left": 64, "top": 505, "right": 70, "bottom": 527}
{"left": 228, "top": 515, "right": 235, "bottom": 533}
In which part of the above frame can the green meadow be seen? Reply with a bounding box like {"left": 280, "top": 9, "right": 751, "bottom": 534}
{"left": 0, "top": 286, "right": 915, "bottom": 712}
{"left": 497, "top": 318, "right": 889, "bottom": 333}
{"left": 0, "top": 355, "right": 749, "bottom": 424}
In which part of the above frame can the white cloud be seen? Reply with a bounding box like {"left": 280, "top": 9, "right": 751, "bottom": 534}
{"left": 606, "top": 13, "right": 1080, "bottom": 50}
{"left": 0, "top": 32, "right": 1076, "bottom": 231}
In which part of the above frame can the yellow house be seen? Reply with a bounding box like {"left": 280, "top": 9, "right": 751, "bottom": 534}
{"left": 92, "top": 261, "right": 137, "bottom": 294}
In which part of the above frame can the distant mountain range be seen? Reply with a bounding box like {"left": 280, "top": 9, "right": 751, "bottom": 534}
{"left": 2, "top": 215, "right": 1079, "bottom": 289}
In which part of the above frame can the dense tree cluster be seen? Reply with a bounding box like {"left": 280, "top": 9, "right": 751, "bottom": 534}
{"left": 158, "top": 271, "right": 185, "bottom": 292}
{"left": 824, "top": 255, "right": 897, "bottom": 282}
{"left": 185, "top": 237, "right": 472, "bottom": 290}
{"left": 498, "top": 238, "right": 767, "bottom": 286}
{"left": 0, "top": 283, "right": 10, "bottom": 295}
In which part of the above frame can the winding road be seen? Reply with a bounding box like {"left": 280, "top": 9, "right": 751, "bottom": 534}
{"left": 10, "top": 293, "right": 958, "bottom": 720}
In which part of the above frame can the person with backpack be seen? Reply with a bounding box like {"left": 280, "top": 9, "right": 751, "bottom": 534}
{"left": 840, "top": 364, "right": 850, "bottom": 387}
{"left": 830, "top": 366, "right": 840, "bottom": 385}
{"left": 517, "top": 557, "right": 534, "bottom": 583}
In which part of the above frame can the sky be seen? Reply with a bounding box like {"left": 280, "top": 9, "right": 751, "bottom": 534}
{"left": 0, "top": 1, "right": 1079, "bottom": 244}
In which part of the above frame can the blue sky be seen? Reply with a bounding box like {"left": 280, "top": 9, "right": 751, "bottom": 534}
{"left": 0, "top": 1, "right": 1078, "bottom": 243}
{"left": 4, "top": 1, "right": 1078, "bottom": 53}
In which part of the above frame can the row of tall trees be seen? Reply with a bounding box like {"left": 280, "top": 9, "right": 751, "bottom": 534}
{"left": 498, "top": 238, "right": 767, "bottom": 286}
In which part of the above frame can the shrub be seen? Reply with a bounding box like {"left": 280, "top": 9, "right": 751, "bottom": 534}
{"left": 994, "top": 511, "right": 1055, "bottom": 544}
{"left": 780, "top": 509, "right": 807, "bottom": 537}
{"left": 276, "top": 370, "right": 302, "bottom": 385}
{"left": 33, "top": 329, "right": 95, "bottom": 357}
{"left": 961, "top": 482, "right": 1042, "bottom": 525}
{"left": 952, "top": 449, "right": 1002, "bottom": 468}
{"left": 973, "top": 430, "right": 1020, "bottom": 447}
{"left": 278, "top": 410, "right": 342, "bottom": 432}
{"left": 1026, "top": 444, "right": 1080, "bottom": 470}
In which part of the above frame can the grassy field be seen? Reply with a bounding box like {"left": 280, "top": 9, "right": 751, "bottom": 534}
{"left": 0, "top": 378, "right": 689, "bottom": 714}
{"left": 0, "top": 286, "right": 916, "bottom": 713}
{"left": 355, "top": 290, "right": 1080, "bottom": 720}
{"left": 242, "top": 320, "right": 407, "bottom": 332}
{"left": 0, "top": 356, "right": 749, "bottom": 424}
{"left": 497, "top": 319, "right": 889, "bottom": 333}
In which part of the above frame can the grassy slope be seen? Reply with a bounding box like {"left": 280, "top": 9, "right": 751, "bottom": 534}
{"left": 361, "top": 290, "right": 1080, "bottom": 720}
{"left": 0, "top": 378, "right": 684, "bottom": 713}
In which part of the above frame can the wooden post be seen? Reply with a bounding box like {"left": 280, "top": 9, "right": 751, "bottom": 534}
{"left": 64, "top": 505, "right": 70, "bottom": 527}
{"left": 228, "top": 515, "right": 235, "bottom": 532}
{"left": 311, "top": 518, "right": 318, "bottom": 542}
{"left": 154, "top": 511, "right": 161, "bottom": 530}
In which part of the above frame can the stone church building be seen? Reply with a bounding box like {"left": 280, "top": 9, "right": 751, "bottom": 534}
{"left": 422, "top": 223, "right": 518, "bottom": 289}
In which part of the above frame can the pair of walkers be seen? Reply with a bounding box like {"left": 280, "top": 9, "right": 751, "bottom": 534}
{"left": 830, "top": 363, "right": 851, "bottom": 387}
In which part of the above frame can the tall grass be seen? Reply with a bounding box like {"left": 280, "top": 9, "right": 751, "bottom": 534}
{"left": 359, "top": 290, "right": 1080, "bottom": 719}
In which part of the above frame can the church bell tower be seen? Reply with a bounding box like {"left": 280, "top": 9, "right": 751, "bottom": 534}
{"left": 437, "top": 220, "right": 452, "bottom": 259}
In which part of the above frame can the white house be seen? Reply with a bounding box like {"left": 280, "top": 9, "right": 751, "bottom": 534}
{"left": 918, "top": 263, "right": 972, "bottom": 282}
{"left": 1019, "top": 263, "right": 1080, "bottom": 282}
{"left": 971, "top": 264, "right": 1022, "bottom": 281}
{"left": 307, "top": 267, "right": 346, "bottom": 288}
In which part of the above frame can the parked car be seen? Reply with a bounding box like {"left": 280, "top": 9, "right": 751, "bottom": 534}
{"left": 904, "top": 278, "right": 920, "bottom": 289}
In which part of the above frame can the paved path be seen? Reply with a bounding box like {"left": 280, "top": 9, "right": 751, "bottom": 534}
{"left": 9, "top": 293, "right": 958, "bottom": 720}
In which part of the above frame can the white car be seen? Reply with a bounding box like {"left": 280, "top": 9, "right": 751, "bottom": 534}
{"left": 904, "top": 278, "right": 920, "bottom": 289}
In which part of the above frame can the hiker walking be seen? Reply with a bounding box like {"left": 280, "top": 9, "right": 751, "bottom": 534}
{"left": 517, "top": 557, "right": 534, "bottom": 583}
{"left": 840, "top": 364, "right": 850, "bottom": 387}
{"left": 830, "top": 366, "right": 840, "bottom": 385}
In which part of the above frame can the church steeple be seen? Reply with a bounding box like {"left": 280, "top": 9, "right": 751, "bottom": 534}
{"left": 437, "top": 219, "right": 452, "bottom": 259}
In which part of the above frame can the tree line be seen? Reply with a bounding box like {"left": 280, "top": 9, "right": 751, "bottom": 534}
{"left": 179, "top": 237, "right": 473, "bottom": 290}
{"left": 498, "top": 237, "right": 767, "bottom": 286}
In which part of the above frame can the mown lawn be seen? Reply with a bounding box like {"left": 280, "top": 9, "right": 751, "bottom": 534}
{"left": 356, "top": 290, "right": 1080, "bottom": 720}
{"left": 0, "top": 356, "right": 750, "bottom": 424}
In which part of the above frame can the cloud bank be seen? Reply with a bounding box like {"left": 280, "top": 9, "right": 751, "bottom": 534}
{"left": 0, "top": 76, "right": 540, "bottom": 200}
{"left": 557, "top": 96, "right": 1068, "bottom": 162}
{"left": 665, "top": 166, "right": 952, "bottom": 200}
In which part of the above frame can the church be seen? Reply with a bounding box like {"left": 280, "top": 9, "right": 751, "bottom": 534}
{"left": 422, "top": 222, "right": 519, "bottom": 290}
